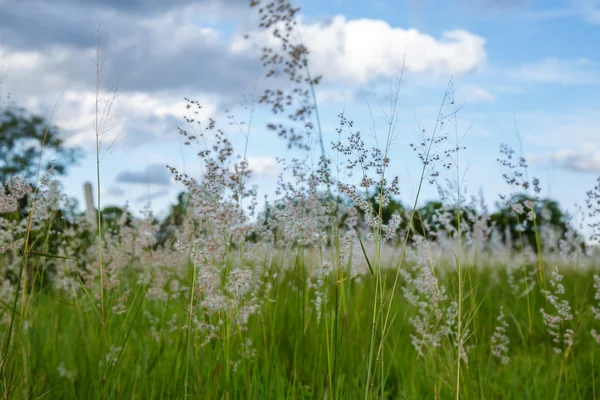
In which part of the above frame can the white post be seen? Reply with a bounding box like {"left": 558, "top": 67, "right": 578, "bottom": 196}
{"left": 84, "top": 182, "right": 97, "bottom": 229}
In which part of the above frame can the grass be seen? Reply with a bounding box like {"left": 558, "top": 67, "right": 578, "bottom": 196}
{"left": 0, "top": 258, "right": 598, "bottom": 399}
{"left": 1, "top": 66, "right": 597, "bottom": 400}
{"left": 1, "top": 3, "right": 598, "bottom": 399}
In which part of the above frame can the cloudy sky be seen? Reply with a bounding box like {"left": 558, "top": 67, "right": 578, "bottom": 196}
{"left": 1, "top": 0, "right": 599, "bottom": 224}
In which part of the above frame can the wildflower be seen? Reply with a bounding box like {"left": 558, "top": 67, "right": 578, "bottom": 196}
{"left": 401, "top": 241, "right": 452, "bottom": 357}
{"left": 57, "top": 363, "right": 76, "bottom": 380}
{"left": 511, "top": 203, "right": 524, "bottom": 215}
{"left": 491, "top": 307, "right": 510, "bottom": 364}
{"left": 112, "top": 290, "right": 129, "bottom": 315}
{"left": 104, "top": 346, "right": 122, "bottom": 368}
{"left": 227, "top": 267, "right": 253, "bottom": 298}
{"left": 591, "top": 275, "right": 600, "bottom": 344}
{"left": 540, "top": 267, "right": 573, "bottom": 354}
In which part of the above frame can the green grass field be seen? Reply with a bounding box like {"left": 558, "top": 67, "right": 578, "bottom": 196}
{"left": 1, "top": 2, "right": 599, "bottom": 398}
{"left": 2, "top": 250, "right": 599, "bottom": 399}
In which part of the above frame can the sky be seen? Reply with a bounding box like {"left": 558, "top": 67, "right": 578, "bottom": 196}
{"left": 0, "top": 0, "right": 599, "bottom": 228}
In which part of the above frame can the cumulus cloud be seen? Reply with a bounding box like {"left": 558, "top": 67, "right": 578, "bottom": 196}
{"left": 1, "top": 0, "right": 491, "bottom": 152}
{"left": 235, "top": 156, "right": 281, "bottom": 180}
{"left": 231, "top": 15, "right": 487, "bottom": 85}
{"left": 56, "top": 89, "right": 218, "bottom": 148}
{"left": 246, "top": 156, "right": 281, "bottom": 179}
{"left": 0, "top": 1, "right": 260, "bottom": 148}
{"left": 0, "top": 35, "right": 227, "bottom": 148}
{"left": 529, "top": 147, "right": 600, "bottom": 172}
{"left": 0, "top": 11, "right": 259, "bottom": 97}
{"left": 0, "top": 0, "right": 248, "bottom": 50}
{"left": 116, "top": 164, "right": 172, "bottom": 186}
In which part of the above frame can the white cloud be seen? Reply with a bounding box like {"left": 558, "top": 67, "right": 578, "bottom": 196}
{"left": 572, "top": 0, "right": 600, "bottom": 23}
{"left": 239, "top": 156, "right": 280, "bottom": 179}
{"left": 231, "top": 15, "right": 487, "bottom": 85}
{"left": 0, "top": 41, "right": 223, "bottom": 148}
{"left": 510, "top": 57, "right": 600, "bottom": 85}
{"left": 458, "top": 84, "right": 495, "bottom": 103}
{"left": 137, "top": 12, "right": 222, "bottom": 53}
{"left": 0, "top": 6, "right": 251, "bottom": 148}
{"left": 529, "top": 147, "right": 600, "bottom": 172}
{"left": 315, "top": 87, "right": 355, "bottom": 104}
{"left": 53, "top": 89, "right": 218, "bottom": 148}
{"left": 512, "top": 110, "right": 600, "bottom": 149}
{"left": 2, "top": 48, "right": 44, "bottom": 71}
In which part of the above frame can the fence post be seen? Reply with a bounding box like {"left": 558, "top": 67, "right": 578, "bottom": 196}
{"left": 84, "top": 182, "right": 97, "bottom": 229}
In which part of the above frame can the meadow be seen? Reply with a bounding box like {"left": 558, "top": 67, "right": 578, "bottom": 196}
{"left": 1, "top": 1, "right": 600, "bottom": 399}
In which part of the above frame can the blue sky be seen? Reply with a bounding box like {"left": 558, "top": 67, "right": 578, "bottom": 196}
{"left": 1, "top": 0, "right": 599, "bottom": 229}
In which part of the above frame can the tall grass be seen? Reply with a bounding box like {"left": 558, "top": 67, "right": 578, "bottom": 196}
{"left": 0, "top": 2, "right": 598, "bottom": 399}
{"left": 0, "top": 256, "right": 599, "bottom": 398}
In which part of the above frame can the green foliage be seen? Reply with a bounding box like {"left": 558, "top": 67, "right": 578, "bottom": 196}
{"left": 157, "top": 192, "right": 191, "bottom": 246}
{"left": 161, "top": 192, "right": 189, "bottom": 228}
{"left": 491, "top": 193, "right": 575, "bottom": 249}
{"left": 367, "top": 190, "right": 407, "bottom": 228}
{"left": 101, "top": 206, "right": 134, "bottom": 236}
{"left": 0, "top": 106, "right": 82, "bottom": 184}
{"left": 353, "top": 189, "right": 408, "bottom": 237}
{"left": 412, "top": 200, "right": 444, "bottom": 237}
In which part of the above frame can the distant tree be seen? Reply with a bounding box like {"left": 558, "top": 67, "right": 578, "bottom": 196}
{"left": 157, "top": 192, "right": 191, "bottom": 247}
{"left": 490, "top": 194, "right": 574, "bottom": 250}
{"left": 368, "top": 193, "right": 407, "bottom": 229}
{"left": 412, "top": 200, "right": 478, "bottom": 240}
{"left": 0, "top": 106, "right": 81, "bottom": 184}
{"left": 0, "top": 106, "right": 84, "bottom": 288}
{"left": 164, "top": 192, "right": 190, "bottom": 227}
{"left": 353, "top": 189, "right": 408, "bottom": 242}
{"left": 412, "top": 200, "right": 444, "bottom": 238}
{"left": 101, "top": 206, "right": 134, "bottom": 236}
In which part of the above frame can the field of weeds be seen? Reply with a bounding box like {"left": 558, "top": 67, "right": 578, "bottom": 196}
{"left": 1, "top": 1, "right": 600, "bottom": 399}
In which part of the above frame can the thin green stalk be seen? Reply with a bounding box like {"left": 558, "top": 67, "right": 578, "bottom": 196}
{"left": 94, "top": 30, "right": 106, "bottom": 327}
{"left": 184, "top": 253, "right": 198, "bottom": 399}
{"left": 453, "top": 89, "right": 464, "bottom": 400}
